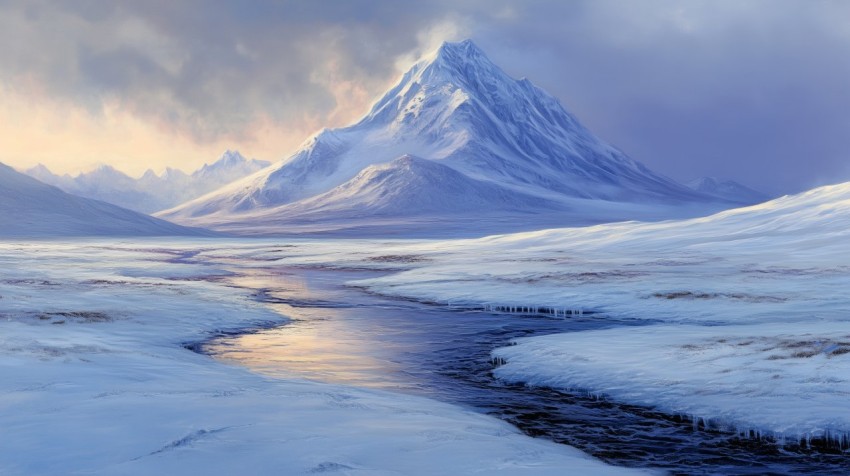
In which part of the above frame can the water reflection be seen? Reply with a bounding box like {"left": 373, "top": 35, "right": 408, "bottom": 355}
{"left": 202, "top": 267, "right": 850, "bottom": 475}
{"left": 210, "top": 270, "right": 413, "bottom": 390}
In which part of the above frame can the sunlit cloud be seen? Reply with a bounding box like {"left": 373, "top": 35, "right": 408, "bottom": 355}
{"left": 0, "top": 87, "right": 315, "bottom": 176}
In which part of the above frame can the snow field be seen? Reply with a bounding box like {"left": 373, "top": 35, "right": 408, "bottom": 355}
{"left": 492, "top": 322, "right": 850, "bottom": 448}
{"left": 229, "top": 182, "right": 850, "bottom": 448}
{"left": 0, "top": 241, "right": 646, "bottom": 475}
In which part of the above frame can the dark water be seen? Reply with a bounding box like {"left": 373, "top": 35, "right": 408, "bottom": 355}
{"left": 200, "top": 267, "right": 850, "bottom": 476}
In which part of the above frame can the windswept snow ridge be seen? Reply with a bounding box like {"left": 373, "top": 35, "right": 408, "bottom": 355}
{"left": 159, "top": 40, "right": 724, "bottom": 235}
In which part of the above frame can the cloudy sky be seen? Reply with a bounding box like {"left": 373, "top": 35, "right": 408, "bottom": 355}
{"left": 1, "top": 0, "right": 848, "bottom": 195}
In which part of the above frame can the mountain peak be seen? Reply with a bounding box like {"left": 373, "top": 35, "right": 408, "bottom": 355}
{"left": 160, "top": 167, "right": 188, "bottom": 180}
{"left": 192, "top": 150, "right": 270, "bottom": 181}
{"left": 76, "top": 164, "right": 131, "bottom": 180}
{"left": 421, "top": 39, "right": 500, "bottom": 79}
{"left": 361, "top": 38, "right": 519, "bottom": 129}
{"left": 26, "top": 163, "right": 54, "bottom": 175}
{"left": 435, "top": 39, "right": 484, "bottom": 61}
{"left": 219, "top": 149, "right": 246, "bottom": 163}
{"left": 93, "top": 164, "right": 118, "bottom": 173}
{"left": 200, "top": 150, "right": 249, "bottom": 172}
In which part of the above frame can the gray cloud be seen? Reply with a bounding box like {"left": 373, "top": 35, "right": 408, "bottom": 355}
{"left": 0, "top": 0, "right": 848, "bottom": 194}
{"left": 468, "top": 1, "right": 850, "bottom": 194}
{"left": 0, "top": 0, "right": 462, "bottom": 138}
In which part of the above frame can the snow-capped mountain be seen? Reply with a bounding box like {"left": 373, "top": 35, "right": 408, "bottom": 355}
{"left": 24, "top": 150, "right": 270, "bottom": 214}
{"left": 0, "top": 162, "right": 207, "bottom": 237}
{"left": 25, "top": 163, "right": 74, "bottom": 188}
{"left": 194, "top": 150, "right": 272, "bottom": 185}
{"left": 160, "top": 40, "right": 725, "bottom": 235}
{"left": 686, "top": 177, "right": 771, "bottom": 205}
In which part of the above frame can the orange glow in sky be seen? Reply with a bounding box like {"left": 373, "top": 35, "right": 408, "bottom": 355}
{"left": 0, "top": 81, "right": 379, "bottom": 176}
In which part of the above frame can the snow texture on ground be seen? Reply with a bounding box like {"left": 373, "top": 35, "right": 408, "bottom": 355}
{"left": 228, "top": 181, "right": 850, "bottom": 446}
{"left": 0, "top": 240, "right": 644, "bottom": 476}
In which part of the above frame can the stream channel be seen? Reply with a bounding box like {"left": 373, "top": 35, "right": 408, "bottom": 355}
{"left": 197, "top": 266, "right": 849, "bottom": 475}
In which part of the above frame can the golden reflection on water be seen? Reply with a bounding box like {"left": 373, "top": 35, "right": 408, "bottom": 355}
{"left": 208, "top": 270, "right": 408, "bottom": 390}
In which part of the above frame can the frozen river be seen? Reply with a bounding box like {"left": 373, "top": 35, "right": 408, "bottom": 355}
{"left": 199, "top": 265, "right": 849, "bottom": 475}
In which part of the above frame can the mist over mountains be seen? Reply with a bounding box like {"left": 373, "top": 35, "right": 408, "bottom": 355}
{"left": 24, "top": 151, "right": 270, "bottom": 214}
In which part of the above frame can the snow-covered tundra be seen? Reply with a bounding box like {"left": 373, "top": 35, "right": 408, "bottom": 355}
{"left": 338, "top": 181, "right": 850, "bottom": 448}
{"left": 0, "top": 241, "right": 646, "bottom": 475}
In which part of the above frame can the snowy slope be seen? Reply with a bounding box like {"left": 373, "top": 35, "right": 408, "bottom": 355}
{"left": 211, "top": 180, "right": 850, "bottom": 446}
{"left": 687, "top": 176, "right": 770, "bottom": 205}
{"left": 340, "top": 181, "right": 850, "bottom": 445}
{"left": 0, "top": 241, "right": 648, "bottom": 476}
{"left": 291, "top": 155, "right": 555, "bottom": 214}
{"left": 183, "top": 155, "right": 571, "bottom": 235}
{"left": 353, "top": 180, "right": 850, "bottom": 318}
{"left": 0, "top": 163, "right": 207, "bottom": 237}
{"left": 160, "top": 40, "right": 719, "bottom": 233}
{"left": 24, "top": 150, "right": 270, "bottom": 214}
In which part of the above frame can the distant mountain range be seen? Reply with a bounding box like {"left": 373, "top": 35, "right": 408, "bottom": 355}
{"left": 686, "top": 177, "right": 771, "bottom": 205}
{"left": 0, "top": 162, "right": 208, "bottom": 237}
{"left": 157, "top": 40, "right": 749, "bottom": 236}
{"left": 24, "top": 150, "right": 270, "bottom": 214}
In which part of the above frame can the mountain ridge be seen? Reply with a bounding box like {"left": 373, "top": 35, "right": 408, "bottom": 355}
{"left": 0, "top": 162, "right": 210, "bottom": 237}
{"left": 159, "top": 40, "right": 729, "bottom": 235}
{"left": 23, "top": 151, "right": 271, "bottom": 214}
